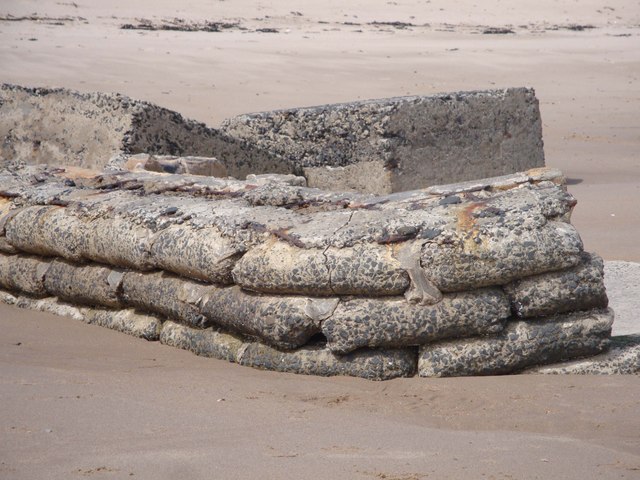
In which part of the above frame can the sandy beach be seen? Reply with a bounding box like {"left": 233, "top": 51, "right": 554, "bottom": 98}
{"left": 1, "top": 1, "right": 639, "bottom": 478}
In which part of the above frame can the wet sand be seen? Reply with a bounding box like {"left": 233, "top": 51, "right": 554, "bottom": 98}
{"left": 1, "top": 1, "right": 639, "bottom": 478}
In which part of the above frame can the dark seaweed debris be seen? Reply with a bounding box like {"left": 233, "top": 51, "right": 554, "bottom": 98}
{"left": 369, "top": 21, "right": 415, "bottom": 29}
{"left": 0, "top": 14, "right": 87, "bottom": 25}
{"left": 120, "top": 18, "right": 241, "bottom": 32}
{"left": 483, "top": 27, "right": 515, "bottom": 34}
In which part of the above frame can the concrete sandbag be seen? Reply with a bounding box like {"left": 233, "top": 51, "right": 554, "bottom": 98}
{"left": 150, "top": 225, "right": 243, "bottom": 284}
{"left": 160, "top": 320, "right": 244, "bottom": 362}
{"left": 201, "top": 287, "right": 337, "bottom": 350}
{"left": 120, "top": 271, "right": 210, "bottom": 328}
{"left": 238, "top": 342, "right": 417, "bottom": 381}
{"left": 232, "top": 241, "right": 409, "bottom": 295}
{"left": 5, "top": 205, "right": 86, "bottom": 261}
{"left": 505, "top": 252, "right": 608, "bottom": 318}
{"left": 0, "top": 198, "right": 19, "bottom": 254}
{"left": 0, "top": 233, "right": 17, "bottom": 254}
{"left": 0, "top": 289, "right": 18, "bottom": 305}
{"left": 526, "top": 334, "right": 640, "bottom": 375}
{"left": 81, "top": 217, "right": 155, "bottom": 270}
{"left": 418, "top": 308, "right": 614, "bottom": 377}
{"left": 422, "top": 220, "right": 584, "bottom": 292}
{"left": 0, "top": 253, "right": 50, "bottom": 296}
{"left": 84, "top": 308, "right": 162, "bottom": 340}
{"left": 322, "top": 288, "right": 510, "bottom": 354}
{"left": 43, "top": 259, "right": 124, "bottom": 308}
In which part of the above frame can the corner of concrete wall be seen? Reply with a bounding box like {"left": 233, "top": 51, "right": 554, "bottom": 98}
{"left": 388, "top": 88, "right": 546, "bottom": 192}
{"left": 0, "top": 84, "right": 134, "bottom": 170}
{"left": 125, "top": 103, "right": 293, "bottom": 179}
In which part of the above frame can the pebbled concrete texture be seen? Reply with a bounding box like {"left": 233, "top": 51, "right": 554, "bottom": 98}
{"left": 418, "top": 309, "right": 614, "bottom": 377}
{"left": 1, "top": 84, "right": 545, "bottom": 195}
{"left": 527, "top": 334, "right": 640, "bottom": 375}
{"left": 0, "top": 84, "right": 285, "bottom": 178}
{"left": 222, "top": 88, "right": 545, "bottom": 193}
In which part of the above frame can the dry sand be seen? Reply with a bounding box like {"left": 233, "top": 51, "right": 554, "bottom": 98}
{"left": 1, "top": 1, "right": 639, "bottom": 478}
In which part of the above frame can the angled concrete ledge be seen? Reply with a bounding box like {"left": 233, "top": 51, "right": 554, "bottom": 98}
{"left": 2, "top": 85, "right": 545, "bottom": 195}
{"left": 0, "top": 84, "right": 285, "bottom": 178}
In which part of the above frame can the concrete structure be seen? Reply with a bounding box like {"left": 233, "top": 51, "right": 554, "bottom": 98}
{"left": 0, "top": 164, "right": 636, "bottom": 379}
{"left": 0, "top": 84, "right": 285, "bottom": 177}
{"left": 0, "top": 86, "right": 636, "bottom": 379}
{"left": 2, "top": 85, "right": 545, "bottom": 195}
{"left": 222, "top": 88, "right": 545, "bottom": 193}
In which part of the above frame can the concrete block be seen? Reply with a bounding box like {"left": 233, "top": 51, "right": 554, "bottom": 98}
{"left": 222, "top": 88, "right": 545, "bottom": 193}
{"left": 0, "top": 84, "right": 284, "bottom": 177}
{"left": 418, "top": 309, "right": 614, "bottom": 377}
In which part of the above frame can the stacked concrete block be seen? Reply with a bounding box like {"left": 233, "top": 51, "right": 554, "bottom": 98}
{"left": 222, "top": 88, "right": 545, "bottom": 193}
{"left": 1, "top": 163, "right": 635, "bottom": 379}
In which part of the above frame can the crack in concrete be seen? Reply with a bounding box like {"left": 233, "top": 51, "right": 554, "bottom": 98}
{"left": 324, "top": 210, "right": 356, "bottom": 293}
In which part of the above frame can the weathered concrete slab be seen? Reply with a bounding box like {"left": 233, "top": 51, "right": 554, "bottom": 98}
{"left": 222, "top": 88, "right": 545, "bottom": 193}
{"left": 505, "top": 252, "right": 608, "bottom": 318}
{"left": 0, "top": 84, "right": 284, "bottom": 177}
{"left": 0, "top": 253, "right": 50, "bottom": 297}
{"left": 418, "top": 309, "right": 614, "bottom": 377}
{"left": 526, "top": 335, "right": 640, "bottom": 375}
{"left": 322, "top": 288, "right": 510, "bottom": 354}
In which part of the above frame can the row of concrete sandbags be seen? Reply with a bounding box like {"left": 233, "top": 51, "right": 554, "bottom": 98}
{"left": 0, "top": 252, "right": 610, "bottom": 361}
{"left": 0, "top": 291, "right": 416, "bottom": 381}
{"left": 3, "top": 288, "right": 632, "bottom": 377}
{"left": 1, "top": 165, "right": 588, "bottom": 301}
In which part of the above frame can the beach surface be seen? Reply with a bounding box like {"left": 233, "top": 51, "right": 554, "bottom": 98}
{"left": 1, "top": 1, "right": 639, "bottom": 478}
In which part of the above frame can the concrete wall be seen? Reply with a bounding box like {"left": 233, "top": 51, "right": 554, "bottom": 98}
{"left": 222, "top": 88, "right": 545, "bottom": 193}
{"left": 0, "top": 84, "right": 286, "bottom": 177}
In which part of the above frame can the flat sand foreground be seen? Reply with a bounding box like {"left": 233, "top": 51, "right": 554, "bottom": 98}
{"left": 1, "top": 1, "right": 639, "bottom": 478}
{"left": 2, "top": 304, "right": 640, "bottom": 479}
